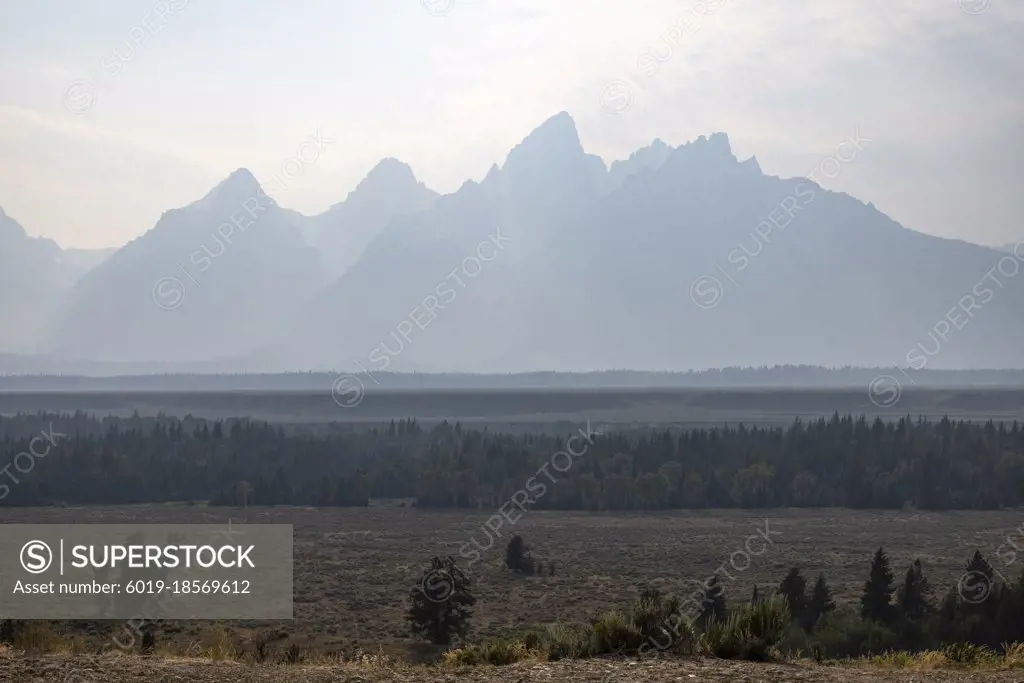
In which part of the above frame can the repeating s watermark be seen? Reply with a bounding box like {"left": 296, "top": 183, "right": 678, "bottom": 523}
{"left": 868, "top": 374, "right": 903, "bottom": 409}
{"left": 599, "top": 0, "right": 726, "bottom": 114}
{"left": 151, "top": 129, "right": 333, "bottom": 311}
{"left": 957, "top": 570, "right": 995, "bottom": 604}
{"left": 869, "top": 243, "right": 1024, "bottom": 408}
{"left": 689, "top": 274, "right": 724, "bottom": 310}
{"left": 421, "top": 0, "right": 455, "bottom": 16}
{"left": 62, "top": 0, "right": 190, "bottom": 115}
{"left": 60, "top": 521, "right": 243, "bottom": 682}
{"left": 331, "top": 374, "right": 365, "bottom": 409}
{"left": 636, "top": 0, "right": 728, "bottom": 77}
{"left": 331, "top": 226, "right": 513, "bottom": 409}
{"left": 599, "top": 81, "right": 633, "bottom": 114}
{"left": 0, "top": 423, "right": 67, "bottom": 501}
{"left": 639, "top": 519, "right": 782, "bottom": 658}
{"left": 959, "top": 0, "right": 992, "bottom": 15}
{"left": 955, "top": 522, "right": 1024, "bottom": 605}
{"left": 902, "top": 244, "right": 1024, "bottom": 372}
{"left": 689, "top": 127, "right": 871, "bottom": 309}
{"left": 419, "top": 422, "right": 602, "bottom": 603}
{"left": 420, "top": 563, "right": 463, "bottom": 604}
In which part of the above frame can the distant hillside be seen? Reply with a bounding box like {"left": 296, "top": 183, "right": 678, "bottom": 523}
{"left": 3, "top": 366, "right": 1024, "bottom": 392}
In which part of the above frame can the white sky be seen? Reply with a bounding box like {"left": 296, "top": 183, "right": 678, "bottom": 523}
{"left": 0, "top": 0, "right": 1021, "bottom": 249}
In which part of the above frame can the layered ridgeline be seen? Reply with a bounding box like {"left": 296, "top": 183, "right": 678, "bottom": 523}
{"left": 270, "top": 112, "right": 1024, "bottom": 372}
{"left": 0, "top": 207, "right": 113, "bottom": 354}
{"left": 6, "top": 112, "right": 1024, "bottom": 372}
{"left": 38, "top": 159, "right": 440, "bottom": 368}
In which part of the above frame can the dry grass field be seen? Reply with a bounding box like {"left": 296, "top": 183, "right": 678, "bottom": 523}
{"left": 1, "top": 504, "right": 1021, "bottom": 662}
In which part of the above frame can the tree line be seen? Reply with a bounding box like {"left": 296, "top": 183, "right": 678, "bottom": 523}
{"left": 2, "top": 411, "right": 1024, "bottom": 509}
{"left": 409, "top": 538, "right": 1024, "bottom": 661}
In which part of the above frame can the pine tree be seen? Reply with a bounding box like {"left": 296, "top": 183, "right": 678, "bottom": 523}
{"left": 751, "top": 585, "right": 761, "bottom": 605}
{"left": 860, "top": 547, "right": 895, "bottom": 623}
{"left": 778, "top": 568, "right": 807, "bottom": 624}
{"left": 960, "top": 550, "right": 1001, "bottom": 621}
{"left": 896, "top": 558, "right": 932, "bottom": 621}
{"left": 699, "top": 575, "right": 728, "bottom": 624}
{"left": 407, "top": 556, "right": 475, "bottom": 645}
{"left": 966, "top": 550, "right": 995, "bottom": 582}
{"left": 805, "top": 573, "right": 836, "bottom": 631}
{"left": 505, "top": 535, "right": 535, "bottom": 574}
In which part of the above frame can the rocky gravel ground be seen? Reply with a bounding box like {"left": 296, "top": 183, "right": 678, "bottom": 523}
{"left": 5, "top": 654, "right": 1024, "bottom": 683}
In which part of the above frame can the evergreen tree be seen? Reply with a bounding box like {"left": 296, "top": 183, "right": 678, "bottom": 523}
{"left": 805, "top": 573, "right": 836, "bottom": 631}
{"left": 505, "top": 535, "right": 535, "bottom": 574}
{"left": 699, "top": 575, "right": 728, "bottom": 624}
{"left": 965, "top": 550, "right": 995, "bottom": 582}
{"left": 407, "top": 556, "right": 475, "bottom": 645}
{"left": 778, "top": 567, "right": 807, "bottom": 624}
{"left": 961, "top": 550, "right": 997, "bottom": 607}
{"left": 860, "top": 547, "right": 895, "bottom": 623}
{"left": 896, "top": 558, "right": 932, "bottom": 621}
{"left": 751, "top": 585, "right": 761, "bottom": 605}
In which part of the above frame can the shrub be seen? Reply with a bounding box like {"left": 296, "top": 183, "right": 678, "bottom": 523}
{"left": 944, "top": 642, "right": 997, "bottom": 666}
{"left": 521, "top": 630, "right": 543, "bottom": 651}
{"left": 542, "top": 623, "right": 591, "bottom": 661}
{"left": 743, "top": 595, "right": 791, "bottom": 647}
{"left": 249, "top": 630, "right": 271, "bottom": 663}
{"left": 866, "top": 650, "right": 917, "bottom": 668}
{"left": 282, "top": 643, "right": 305, "bottom": 664}
{"left": 201, "top": 626, "right": 237, "bottom": 661}
{"left": 1003, "top": 641, "right": 1024, "bottom": 668}
{"left": 700, "top": 597, "right": 791, "bottom": 661}
{"left": 0, "top": 620, "right": 22, "bottom": 644}
{"left": 779, "top": 624, "right": 811, "bottom": 658}
{"left": 442, "top": 637, "right": 536, "bottom": 667}
{"left": 702, "top": 614, "right": 759, "bottom": 660}
{"left": 442, "top": 647, "right": 480, "bottom": 666}
{"left": 12, "top": 621, "right": 61, "bottom": 654}
{"left": 811, "top": 608, "right": 897, "bottom": 658}
{"left": 478, "top": 638, "right": 532, "bottom": 665}
{"left": 589, "top": 611, "right": 645, "bottom": 655}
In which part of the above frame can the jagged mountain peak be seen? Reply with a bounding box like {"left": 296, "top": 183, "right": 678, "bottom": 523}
{"left": 364, "top": 157, "right": 417, "bottom": 183}
{"left": 340, "top": 158, "right": 430, "bottom": 207}
{"left": 191, "top": 168, "right": 269, "bottom": 212}
{"left": 503, "top": 111, "right": 585, "bottom": 170}
{"left": 658, "top": 131, "right": 744, "bottom": 178}
{"left": 0, "top": 206, "right": 26, "bottom": 238}
{"left": 608, "top": 138, "right": 675, "bottom": 189}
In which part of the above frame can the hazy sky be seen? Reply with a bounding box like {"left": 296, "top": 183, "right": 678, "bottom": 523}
{"left": 0, "top": 0, "right": 1021, "bottom": 249}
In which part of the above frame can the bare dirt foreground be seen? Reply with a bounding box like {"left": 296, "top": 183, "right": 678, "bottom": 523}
{"left": 2, "top": 654, "right": 1022, "bottom": 683}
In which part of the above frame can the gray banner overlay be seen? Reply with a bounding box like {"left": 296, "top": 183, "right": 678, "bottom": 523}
{"left": 0, "top": 524, "right": 292, "bottom": 619}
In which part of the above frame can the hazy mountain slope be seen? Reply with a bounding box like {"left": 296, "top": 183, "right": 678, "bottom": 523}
{"left": 306, "top": 158, "right": 438, "bottom": 278}
{"left": 266, "top": 116, "right": 1024, "bottom": 372}
{"left": 607, "top": 137, "right": 672, "bottom": 190}
{"left": 0, "top": 208, "right": 115, "bottom": 353}
{"left": 542, "top": 133, "right": 1024, "bottom": 370}
{"left": 265, "top": 112, "right": 618, "bottom": 371}
{"left": 0, "top": 208, "right": 70, "bottom": 352}
{"left": 8, "top": 111, "right": 1023, "bottom": 372}
{"left": 60, "top": 247, "right": 117, "bottom": 273}
{"left": 47, "top": 170, "right": 328, "bottom": 363}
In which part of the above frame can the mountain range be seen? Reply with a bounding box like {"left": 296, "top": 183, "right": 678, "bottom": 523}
{"left": 2, "top": 112, "right": 1023, "bottom": 374}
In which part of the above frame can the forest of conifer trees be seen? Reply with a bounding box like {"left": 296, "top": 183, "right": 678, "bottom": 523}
{"left": 1, "top": 411, "right": 1023, "bottom": 509}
